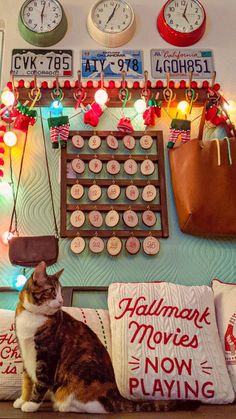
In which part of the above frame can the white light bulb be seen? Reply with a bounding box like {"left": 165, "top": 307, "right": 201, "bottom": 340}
{"left": 1, "top": 231, "right": 13, "bottom": 245}
{"left": 177, "top": 101, "right": 189, "bottom": 114}
{"left": 3, "top": 131, "right": 17, "bottom": 147}
{"left": 14, "top": 274, "right": 27, "bottom": 290}
{"left": 0, "top": 181, "right": 12, "bottom": 197}
{"left": 223, "top": 100, "right": 236, "bottom": 113}
{"left": 134, "top": 99, "right": 147, "bottom": 114}
{"left": 94, "top": 88, "right": 108, "bottom": 106}
{"left": 1, "top": 90, "right": 15, "bottom": 107}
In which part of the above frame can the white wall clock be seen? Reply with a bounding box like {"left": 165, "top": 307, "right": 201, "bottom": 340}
{"left": 18, "top": 0, "right": 68, "bottom": 47}
{"left": 87, "top": 0, "right": 136, "bottom": 48}
{"left": 157, "top": 0, "right": 206, "bottom": 47}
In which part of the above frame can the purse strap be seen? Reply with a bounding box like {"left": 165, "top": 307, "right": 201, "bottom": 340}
{"left": 198, "top": 103, "right": 207, "bottom": 142}
{"left": 9, "top": 109, "right": 59, "bottom": 238}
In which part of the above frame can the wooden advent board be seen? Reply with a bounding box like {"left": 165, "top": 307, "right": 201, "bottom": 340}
{"left": 60, "top": 131, "right": 169, "bottom": 253}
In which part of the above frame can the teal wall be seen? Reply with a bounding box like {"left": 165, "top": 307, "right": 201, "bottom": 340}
{"left": 0, "top": 106, "right": 236, "bottom": 305}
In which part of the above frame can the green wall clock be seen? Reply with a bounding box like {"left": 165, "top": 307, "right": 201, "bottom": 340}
{"left": 18, "top": 0, "right": 68, "bottom": 47}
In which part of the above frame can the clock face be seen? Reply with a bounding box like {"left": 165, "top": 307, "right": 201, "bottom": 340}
{"left": 164, "top": 0, "right": 204, "bottom": 33}
{"left": 21, "top": 0, "right": 63, "bottom": 33}
{"left": 91, "top": 0, "right": 133, "bottom": 33}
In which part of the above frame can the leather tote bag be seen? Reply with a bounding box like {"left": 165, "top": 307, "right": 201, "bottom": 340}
{"left": 168, "top": 108, "right": 236, "bottom": 236}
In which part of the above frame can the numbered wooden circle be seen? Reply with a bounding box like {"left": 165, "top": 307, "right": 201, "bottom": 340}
{"left": 88, "top": 184, "right": 102, "bottom": 201}
{"left": 89, "top": 236, "right": 105, "bottom": 254}
{"left": 106, "top": 135, "right": 119, "bottom": 150}
{"left": 140, "top": 159, "right": 155, "bottom": 176}
{"left": 107, "top": 236, "right": 122, "bottom": 256}
{"left": 140, "top": 135, "right": 153, "bottom": 150}
{"left": 72, "top": 135, "right": 84, "bottom": 149}
{"left": 72, "top": 158, "right": 85, "bottom": 174}
{"left": 70, "top": 184, "right": 84, "bottom": 200}
{"left": 142, "top": 210, "right": 157, "bottom": 227}
{"left": 125, "top": 185, "right": 139, "bottom": 201}
{"left": 70, "top": 210, "right": 85, "bottom": 228}
{"left": 107, "top": 184, "right": 121, "bottom": 200}
{"left": 123, "top": 135, "right": 135, "bottom": 150}
{"left": 142, "top": 184, "right": 157, "bottom": 202}
{"left": 125, "top": 236, "right": 141, "bottom": 255}
{"left": 88, "top": 158, "right": 103, "bottom": 174}
{"left": 88, "top": 210, "right": 103, "bottom": 228}
{"left": 123, "top": 210, "right": 139, "bottom": 228}
{"left": 70, "top": 237, "right": 86, "bottom": 254}
{"left": 106, "top": 160, "right": 121, "bottom": 175}
{"left": 124, "top": 159, "right": 138, "bottom": 175}
{"left": 88, "top": 135, "right": 101, "bottom": 150}
{"left": 143, "top": 236, "right": 160, "bottom": 256}
{"left": 105, "top": 210, "right": 120, "bottom": 227}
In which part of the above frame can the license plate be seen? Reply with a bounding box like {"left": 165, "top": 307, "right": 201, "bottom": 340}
{"left": 11, "top": 49, "right": 73, "bottom": 77}
{"left": 151, "top": 49, "right": 215, "bottom": 79}
{"left": 81, "top": 50, "right": 143, "bottom": 79}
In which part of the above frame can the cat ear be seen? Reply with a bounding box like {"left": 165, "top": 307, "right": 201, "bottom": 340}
{"left": 33, "top": 261, "right": 47, "bottom": 285}
{"left": 55, "top": 268, "right": 64, "bottom": 280}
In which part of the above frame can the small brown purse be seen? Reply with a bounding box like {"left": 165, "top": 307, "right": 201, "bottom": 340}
{"left": 8, "top": 109, "right": 59, "bottom": 267}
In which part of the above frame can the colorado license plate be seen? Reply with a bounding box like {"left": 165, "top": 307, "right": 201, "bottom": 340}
{"left": 11, "top": 49, "right": 73, "bottom": 77}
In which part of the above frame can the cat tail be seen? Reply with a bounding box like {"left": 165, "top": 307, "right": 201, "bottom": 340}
{"left": 99, "top": 389, "right": 201, "bottom": 413}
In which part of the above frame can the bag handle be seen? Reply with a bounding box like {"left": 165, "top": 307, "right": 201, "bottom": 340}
{"left": 9, "top": 109, "right": 59, "bottom": 238}
{"left": 198, "top": 103, "right": 207, "bottom": 141}
{"left": 210, "top": 137, "right": 233, "bottom": 166}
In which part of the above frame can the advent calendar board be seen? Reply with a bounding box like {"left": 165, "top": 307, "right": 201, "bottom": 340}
{"left": 60, "top": 131, "right": 169, "bottom": 255}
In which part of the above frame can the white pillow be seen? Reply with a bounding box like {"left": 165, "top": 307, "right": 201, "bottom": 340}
{"left": 212, "top": 279, "right": 236, "bottom": 394}
{"left": 62, "top": 307, "right": 111, "bottom": 356}
{"left": 0, "top": 309, "right": 23, "bottom": 400}
{"left": 0, "top": 307, "right": 111, "bottom": 400}
{"left": 108, "top": 282, "right": 235, "bottom": 404}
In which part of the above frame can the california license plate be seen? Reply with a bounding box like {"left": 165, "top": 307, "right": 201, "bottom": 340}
{"left": 151, "top": 49, "right": 215, "bottom": 79}
{"left": 11, "top": 49, "right": 73, "bottom": 77}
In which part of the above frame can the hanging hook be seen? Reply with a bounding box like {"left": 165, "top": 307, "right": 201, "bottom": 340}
{"left": 121, "top": 70, "right": 126, "bottom": 90}
{"left": 74, "top": 70, "right": 86, "bottom": 109}
{"left": 163, "top": 72, "right": 176, "bottom": 109}
{"left": 29, "top": 71, "right": 41, "bottom": 104}
{"left": 141, "top": 70, "right": 151, "bottom": 101}
{"left": 100, "top": 71, "right": 104, "bottom": 89}
{"left": 77, "top": 70, "right": 82, "bottom": 90}
{"left": 211, "top": 71, "right": 216, "bottom": 88}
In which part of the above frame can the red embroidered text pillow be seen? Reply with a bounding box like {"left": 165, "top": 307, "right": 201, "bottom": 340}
{"left": 108, "top": 282, "right": 234, "bottom": 404}
{"left": 212, "top": 279, "right": 236, "bottom": 394}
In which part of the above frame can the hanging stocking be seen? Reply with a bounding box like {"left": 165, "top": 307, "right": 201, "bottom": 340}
{"left": 13, "top": 102, "right": 37, "bottom": 132}
{"left": 48, "top": 115, "right": 70, "bottom": 149}
{"left": 84, "top": 102, "right": 103, "bottom": 127}
{"left": 117, "top": 117, "right": 133, "bottom": 133}
{"left": 206, "top": 103, "right": 228, "bottom": 126}
{"left": 167, "top": 118, "right": 191, "bottom": 148}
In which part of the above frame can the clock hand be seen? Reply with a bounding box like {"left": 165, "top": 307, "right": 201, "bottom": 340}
{"left": 105, "top": 4, "right": 118, "bottom": 26}
{"left": 41, "top": 1, "right": 46, "bottom": 25}
{"left": 182, "top": 1, "right": 190, "bottom": 24}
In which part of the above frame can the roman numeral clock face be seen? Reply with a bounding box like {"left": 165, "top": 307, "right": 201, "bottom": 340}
{"left": 18, "top": 0, "right": 68, "bottom": 47}
{"left": 157, "top": 0, "right": 206, "bottom": 46}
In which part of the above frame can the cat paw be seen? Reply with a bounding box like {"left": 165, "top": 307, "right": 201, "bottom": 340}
{"left": 13, "top": 397, "right": 25, "bottom": 409}
{"left": 21, "top": 401, "right": 41, "bottom": 412}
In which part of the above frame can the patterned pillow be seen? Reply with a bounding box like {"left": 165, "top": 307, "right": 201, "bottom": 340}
{"left": 0, "top": 307, "right": 111, "bottom": 400}
{"left": 212, "top": 279, "right": 236, "bottom": 394}
{"left": 108, "top": 282, "right": 235, "bottom": 404}
{"left": 0, "top": 309, "right": 23, "bottom": 400}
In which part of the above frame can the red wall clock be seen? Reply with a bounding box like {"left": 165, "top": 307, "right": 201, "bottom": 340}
{"left": 157, "top": 0, "right": 206, "bottom": 47}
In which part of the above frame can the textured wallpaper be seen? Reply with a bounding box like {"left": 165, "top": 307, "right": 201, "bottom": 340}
{"left": 1, "top": 107, "right": 236, "bottom": 292}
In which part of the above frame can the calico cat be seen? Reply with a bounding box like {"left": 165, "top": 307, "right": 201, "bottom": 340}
{"left": 13, "top": 261, "right": 199, "bottom": 413}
